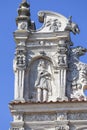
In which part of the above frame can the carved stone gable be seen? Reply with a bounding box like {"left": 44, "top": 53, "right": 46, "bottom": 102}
{"left": 9, "top": 1, "right": 87, "bottom": 130}
{"left": 13, "top": 2, "right": 87, "bottom": 103}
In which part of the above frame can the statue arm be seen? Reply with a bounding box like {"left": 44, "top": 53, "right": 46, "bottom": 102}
{"left": 35, "top": 75, "right": 41, "bottom": 87}
{"left": 40, "top": 71, "right": 51, "bottom": 77}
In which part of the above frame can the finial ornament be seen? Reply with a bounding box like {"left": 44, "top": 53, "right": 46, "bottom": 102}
{"left": 68, "top": 16, "right": 72, "bottom": 23}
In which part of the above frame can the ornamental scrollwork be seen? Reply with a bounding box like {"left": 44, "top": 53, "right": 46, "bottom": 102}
{"left": 45, "top": 19, "right": 61, "bottom": 32}
{"left": 14, "top": 48, "right": 27, "bottom": 70}
{"left": 67, "top": 46, "right": 87, "bottom": 100}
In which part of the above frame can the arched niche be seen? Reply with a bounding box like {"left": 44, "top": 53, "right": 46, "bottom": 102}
{"left": 24, "top": 56, "right": 53, "bottom": 101}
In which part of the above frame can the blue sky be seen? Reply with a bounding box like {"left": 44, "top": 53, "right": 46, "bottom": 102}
{"left": 0, "top": 0, "right": 87, "bottom": 129}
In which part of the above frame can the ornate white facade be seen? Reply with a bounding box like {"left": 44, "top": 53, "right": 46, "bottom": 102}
{"left": 9, "top": 0, "right": 87, "bottom": 130}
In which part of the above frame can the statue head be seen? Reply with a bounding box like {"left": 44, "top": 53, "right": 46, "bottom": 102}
{"left": 38, "top": 59, "right": 46, "bottom": 72}
{"left": 65, "top": 16, "right": 80, "bottom": 35}
{"left": 39, "top": 59, "right": 45, "bottom": 67}
{"left": 71, "top": 23, "right": 80, "bottom": 34}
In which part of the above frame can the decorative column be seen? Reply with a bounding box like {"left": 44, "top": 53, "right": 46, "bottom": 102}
{"left": 13, "top": 43, "right": 27, "bottom": 100}
{"left": 57, "top": 40, "right": 68, "bottom": 100}
{"left": 13, "top": 0, "right": 33, "bottom": 101}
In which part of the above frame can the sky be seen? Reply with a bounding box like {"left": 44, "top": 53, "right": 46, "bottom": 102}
{"left": 0, "top": 0, "right": 87, "bottom": 130}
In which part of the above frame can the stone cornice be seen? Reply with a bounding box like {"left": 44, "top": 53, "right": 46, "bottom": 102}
{"left": 14, "top": 31, "right": 70, "bottom": 44}
{"left": 9, "top": 101, "right": 87, "bottom": 114}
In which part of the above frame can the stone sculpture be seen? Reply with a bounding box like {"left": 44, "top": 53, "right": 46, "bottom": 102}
{"left": 65, "top": 16, "right": 80, "bottom": 34}
{"left": 10, "top": 1, "right": 87, "bottom": 130}
{"left": 67, "top": 46, "right": 87, "bottom": 100}
{"left": 13, "top": 8, "right": 87, "bottom": 102}
{"left": 35, "top": 59, "right": 52, "bottom": 102}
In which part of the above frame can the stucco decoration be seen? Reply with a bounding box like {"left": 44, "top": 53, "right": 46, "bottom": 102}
{"left": 65, "top": 16, "right": 80, "bottom": 34}
{"left": 37, "top": 11, "right": 79, "bottom": 34}
{"left": 35, "top": 59, "right": 52, "bottom": 102}
{"left": 10, "top": 1, "right": 87, "bottom": 130}
{"left": 13, "top": 10, "right": 87, "bottom": 102}
{"left": 67, "top": 46, "right": 87, "bottom": 100}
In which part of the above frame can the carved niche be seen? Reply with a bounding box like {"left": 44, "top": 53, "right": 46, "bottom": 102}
{"left": 25, "top": 58, "right": 54, "bottom": 102}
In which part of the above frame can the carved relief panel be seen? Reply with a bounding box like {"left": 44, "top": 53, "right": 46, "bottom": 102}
{"left": 12, "top": 3, "right": 87, "bottom": 130}
{"left": 67, "top": 46, "right": 87, "bottom": 100}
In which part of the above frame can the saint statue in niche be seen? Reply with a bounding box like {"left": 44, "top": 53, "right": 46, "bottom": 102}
{"left": 35, "top": 59, "right": 52, "bottom": 102}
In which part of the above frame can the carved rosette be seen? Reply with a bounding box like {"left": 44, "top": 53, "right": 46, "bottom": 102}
{"left": 13, "top": 114, "right": 24, "bottom": 122}
{"left": 57, "top": 113, "right": 67, "bottom": 121}
{"left": 18, "top": 22, "right": 28, "bottom": 30}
